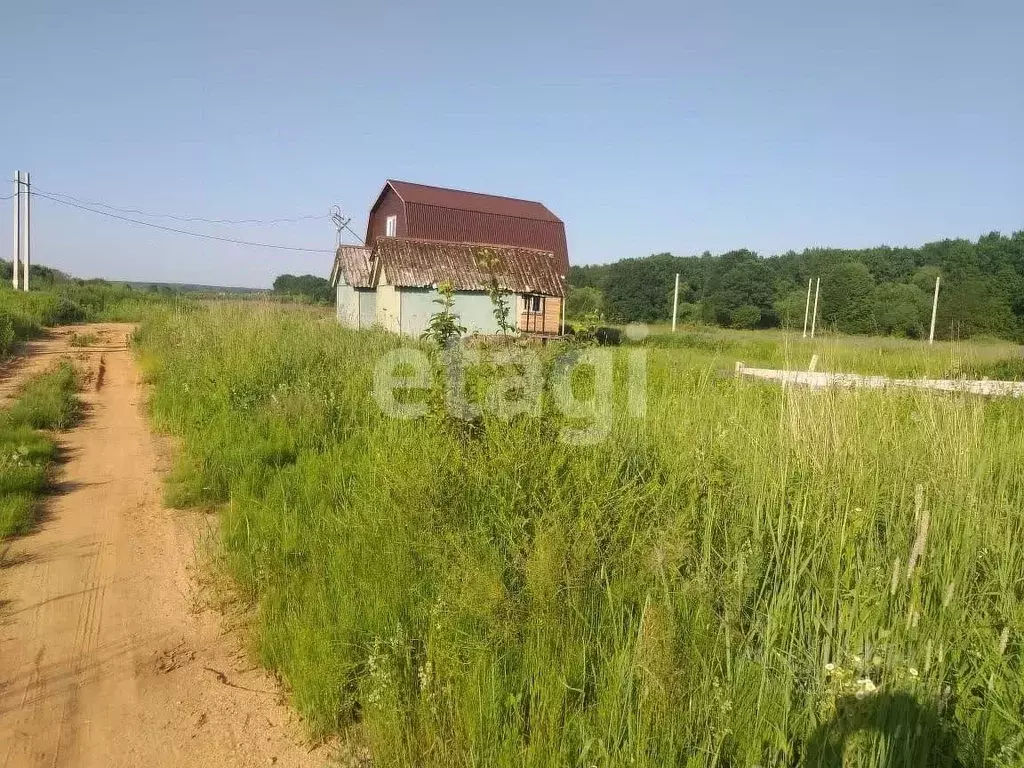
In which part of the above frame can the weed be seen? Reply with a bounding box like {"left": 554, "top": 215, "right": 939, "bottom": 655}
{"left": 69, "top": 332, "right": 99, "bottom": 348}
{"left": 0, "top": 362, "right": 81, "bottom": 537}
{"left": 137, "top": 303, "right": 1024, "bottom": 767}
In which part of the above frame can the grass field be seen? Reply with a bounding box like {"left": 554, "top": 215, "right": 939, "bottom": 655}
{"left": 629, "top": 325, "right": 1023, "bottom": 380}
{"left": 136, "top": 303, "right": 1024, "bottom": 767}
{"left": 0, "top": 283, "right": 172, "bottom": 358}
{"left": 0, "top": 363, "right": 80, "bottom": 537}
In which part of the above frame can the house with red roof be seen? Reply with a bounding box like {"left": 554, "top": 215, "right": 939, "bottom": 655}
{"left": 330, "top": 180, "right": 569, "bottom": 336}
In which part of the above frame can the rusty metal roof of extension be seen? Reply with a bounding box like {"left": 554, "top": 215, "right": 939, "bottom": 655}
{"left": 387, "top": 180, "right": 562, "bottom": 223}
{"left": 372, "top": 237, "right": 565, "bottom": 296}
{"left": 331, "top": 246, "right": 373, "bottom": 288}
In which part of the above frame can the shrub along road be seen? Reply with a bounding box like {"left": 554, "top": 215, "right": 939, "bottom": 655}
{"left": 0, "top": 324, "right": 327, "bottom": 767}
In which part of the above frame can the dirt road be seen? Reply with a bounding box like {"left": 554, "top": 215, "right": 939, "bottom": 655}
{"left": 0, "top": 325, "right": 330, "bottom": 767}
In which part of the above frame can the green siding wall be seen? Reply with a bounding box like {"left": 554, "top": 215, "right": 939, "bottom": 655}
{"left": 399, "top": 288, "right": 503, "bottom": 336}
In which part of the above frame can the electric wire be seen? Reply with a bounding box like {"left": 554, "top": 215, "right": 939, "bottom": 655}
{"left": 30, "top": 190, "right": 335, "bottom": 253}
{"left": 31, "top": 185, "right": 329, "bottom": 225}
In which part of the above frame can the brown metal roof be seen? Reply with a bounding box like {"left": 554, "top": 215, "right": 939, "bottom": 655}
{"left": 372, "top": 237, "right": 565, "bottom": 296}
{"left": 331, "top": 246, "right": 373, "bottom": 288}
{"left": 387, "top": 180, "right": 561, "bottom": 223}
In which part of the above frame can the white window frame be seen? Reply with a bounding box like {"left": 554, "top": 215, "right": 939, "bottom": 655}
{"left": 385, "top": 215, "right": 397, "bottom": 237}
{"left": 525, "top": 294, "right": 542, "bottom": 313}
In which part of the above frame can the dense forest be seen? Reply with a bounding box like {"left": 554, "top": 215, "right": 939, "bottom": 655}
{"left": 568, "top": 232, "right": 1024, "bottom": 340}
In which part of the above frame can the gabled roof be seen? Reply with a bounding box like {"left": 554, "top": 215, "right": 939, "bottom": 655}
{"left": 372, "top": 237, "right": 565, "bottom": 297}
{"left": 385, "top": 180, "right": 562, "bottom": 223}
{"left": 330, "top": 245, "right": 373, "bottom": 288}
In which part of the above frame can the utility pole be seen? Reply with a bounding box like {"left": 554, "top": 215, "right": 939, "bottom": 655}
{"left": 11, "top": 171, "right": 20, "bottom": 290}
{"left": 22, "top": 172, "right": 30, "bottom": 291}
{"left": 802, "top": 276, "right": 812, "bottom": 338}
{"left": 810, "top": 277, "right": 821, "bottom": 339}
{"left": 929, "top": 275, "right": 941, "bottom": 345}
{"left": 671, "top": 273, "right": 680, "bottom": 332}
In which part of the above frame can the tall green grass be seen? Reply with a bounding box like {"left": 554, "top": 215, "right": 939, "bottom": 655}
{"left": 137, "top": 304, "right": 1024, "bottom": 767}
{"left": 633, "top": 326, "right": 1022, "bottom": 380}
{"left": 0, "top": 362, "right": 80, "bottom": 537}
{"left": 0, "top": 282, "right": 177, "bottom": 357}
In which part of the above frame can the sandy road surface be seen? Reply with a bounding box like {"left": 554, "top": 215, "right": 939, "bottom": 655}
{"left": 0, "top": 325, "right": 330, "bottom": 767}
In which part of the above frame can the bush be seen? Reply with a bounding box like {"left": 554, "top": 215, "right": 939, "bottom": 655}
{"left": 593, "top": 326, "right": 622, "bottom": 345}
{"left": 50, "top": 296, "right": 87, "bottom": 325}
{"left": 731, "top": 304, "right": 762, "bottom": 329}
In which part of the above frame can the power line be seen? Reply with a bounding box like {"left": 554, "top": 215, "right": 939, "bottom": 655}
{"left": 31, "top": 191, "right": 335, "bottom": 253}
{"left": 343, "top": 222, "right": 364, "bottom": 244}
{"left": 29, "top": 184, "right": 329, "bottom": 226}
{"left": 330, "top": 204, "right": 365, "bottom": 245}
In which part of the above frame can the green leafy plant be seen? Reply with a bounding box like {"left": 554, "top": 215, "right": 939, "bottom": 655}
{"left": 473, "top": 247, "right": 515, "bottom": 338}
{"left": 421, "top": 282, "right": 466, "bottom": 348}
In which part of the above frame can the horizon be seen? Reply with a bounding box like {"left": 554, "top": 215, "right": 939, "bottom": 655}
{"left": 2, "top": 2, "right": 1021, "bottom": 289}
{"left": 3, "top": 227, "right": 1021, "bottom": 289}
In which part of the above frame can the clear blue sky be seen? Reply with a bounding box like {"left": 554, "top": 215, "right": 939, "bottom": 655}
{"left": 1, "top": 1, "right": 1021, "bottom": 288}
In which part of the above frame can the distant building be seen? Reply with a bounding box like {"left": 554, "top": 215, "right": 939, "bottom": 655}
{"left": 330, "top": 180, "right": 569, "bottom": 337}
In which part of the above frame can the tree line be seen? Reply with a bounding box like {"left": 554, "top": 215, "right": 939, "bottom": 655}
{"left": 272, "top": 273, "right": 333, "bottom": 304}
{"left": 567, "top": 232, "right": 1024, "bottom": 340}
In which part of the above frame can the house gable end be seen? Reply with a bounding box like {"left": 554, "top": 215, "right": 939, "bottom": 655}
{"left": 365, "top": 182, "right": 408, "bottom": 245}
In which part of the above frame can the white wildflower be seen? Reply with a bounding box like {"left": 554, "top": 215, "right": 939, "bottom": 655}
{"left": 908, "top": 667, "right": 919, "bottom": 677}
{"left": 855, "top": 677, "right": 878, "bottom": 698}
{"left": 999, "top": 627, "right": 1010, "bottom": 656}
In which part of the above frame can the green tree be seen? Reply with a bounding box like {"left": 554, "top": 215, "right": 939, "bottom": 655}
{"left": 272, "top": 274, "right": 333, "bottom": 304}
{"left": 819, "top": 261, "right": 875, "bottom": 334}
{"left": 703, "top": 252, "right": 775, "bottom": 326}
{"left": 566, "top": 286, "right": 603, "bottom": 319}
{"left": 567, "top": 232, "right": 1024, "bottom": 340}
{"left": 600, "top": 253, "right": 692, "bottom": 322}
{"left": 731, "top": 305, "right": 762, "bottom": 329}
{"left": 775, "top": 289, "right": 810, "bottom": 330}
{"left": 871, "top": 283, "right": 930, "bottom": 337}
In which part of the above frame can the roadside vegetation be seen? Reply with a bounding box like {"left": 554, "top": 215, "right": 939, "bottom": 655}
{"left": 69, "top": 332, "right": 99, "bottom": 348}
{"left": 137, "top": 302, "right": 1024, "bottom": 767}
{"left": 0, "top": 362, "right": 80, "bottom": 537}
{"left": 0, "top": 276, "right": 180, "bottom": 358}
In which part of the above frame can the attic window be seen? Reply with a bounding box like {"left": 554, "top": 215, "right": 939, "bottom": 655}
{"left": 385, "top": 215, "right": 397, "bottom": 237}
{"left": 525, "top": 295, "right": 543, "bottom": 313}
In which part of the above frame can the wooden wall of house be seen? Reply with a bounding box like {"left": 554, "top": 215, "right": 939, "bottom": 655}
{"left": 518, "top": 296, "right": 562, "bottom": 335}
{"left": 365, "top": 186, "right": 405, "bottom": 246}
